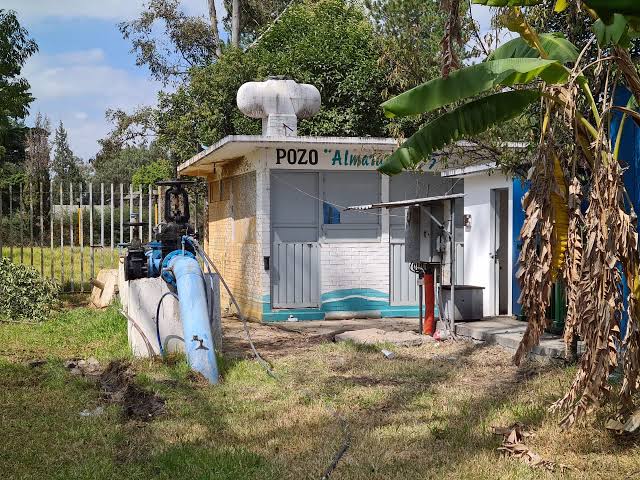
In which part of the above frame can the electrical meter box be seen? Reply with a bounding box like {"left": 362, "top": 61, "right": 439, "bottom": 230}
{"left": 405, "top": 205, "right": 444, "bottom": 264}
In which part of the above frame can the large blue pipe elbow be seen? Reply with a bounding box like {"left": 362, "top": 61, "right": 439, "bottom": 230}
{"left": 167, "top": 254, "right": 219, "bottom": 384}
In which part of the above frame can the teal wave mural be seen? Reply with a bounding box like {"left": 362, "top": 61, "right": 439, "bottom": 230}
{"left": 261, "top": 289, "right": 437, "bottom": 322}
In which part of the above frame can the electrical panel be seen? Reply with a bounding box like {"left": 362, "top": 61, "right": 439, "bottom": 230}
{"left": 405, "top": 205, "right": 444, "bottom": 264}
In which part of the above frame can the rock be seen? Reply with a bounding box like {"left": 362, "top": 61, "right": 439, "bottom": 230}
{"left": 335, "top": 328, "right": 424, "bottom": 347}
{"left": 90, "top": 269, "right": 118, "bottom": 309}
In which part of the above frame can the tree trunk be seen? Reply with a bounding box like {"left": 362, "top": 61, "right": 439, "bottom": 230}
{"left": 207, "top": 0, "right": 222, "bottom": 57}
{"left": 231, "top": 0, "right": 240, "bottom": 48}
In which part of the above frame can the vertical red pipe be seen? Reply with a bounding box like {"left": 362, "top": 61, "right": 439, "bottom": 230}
{"left": 423, "top": 271, "right": 435, "bottom": 336}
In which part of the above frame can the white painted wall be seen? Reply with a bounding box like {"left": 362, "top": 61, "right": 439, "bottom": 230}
{"left": 463, "top": 172, "right": 513, "bottom": 317}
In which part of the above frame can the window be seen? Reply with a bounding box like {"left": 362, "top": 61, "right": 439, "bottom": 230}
{"left": 321, "top": 171, "right": 380, "bottom": 241}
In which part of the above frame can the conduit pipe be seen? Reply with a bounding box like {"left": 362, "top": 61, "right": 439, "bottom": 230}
{"left": 166, "top": 254, "right": 219, "bottom": 384}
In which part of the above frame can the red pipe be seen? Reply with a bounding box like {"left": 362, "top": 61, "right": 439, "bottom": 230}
{"left": 423, "top": 271, "right": 435, "bottom": 336}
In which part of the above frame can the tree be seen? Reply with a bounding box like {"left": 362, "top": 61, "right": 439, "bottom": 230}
{"left": 91, "top": 143, "right": 167, "bottom": 185}
{"left": 156, "top": 0, "right": 392, "bottom": 160}
{"left": 24, "top": 113, "right": 51, "bottom": 183}
{"left": 131, "top": 158, "right": 174, "bottom": 187}
{"left": 0, "top": 9, "right": 37, "bottom": 187}
{"left": 119, "top": 0, "right": 221, "bottom": 84}
{"left": 223, "top": 0, "right": 291, "bottom": 45}
{"left": 51, "top": 121, "right": 82, "bottom": 184}
{"left": 378, "top": 0, "right": 640, "bottom": 427}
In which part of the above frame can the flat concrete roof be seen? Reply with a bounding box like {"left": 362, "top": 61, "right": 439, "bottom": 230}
{"left": 178, "top": 134, "right": 398, "bottom": 175}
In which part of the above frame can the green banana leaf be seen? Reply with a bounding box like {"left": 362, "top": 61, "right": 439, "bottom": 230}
{"left": 488, "top": 33, "right": 579, "bottom": 64}
{"left": 378, "top": 90, "right": 540, "bottom": 176}
{"left": 472, "top": 0, "right": 541, "bottom": 5}
{"left": 381, "top": 58, "right": 566, "bottom": 118}
{"left": 583, "top": 1, "right": 640, "bottom": 23}
{"left": 592, "top": 14, "right": 629, "bottom": 46}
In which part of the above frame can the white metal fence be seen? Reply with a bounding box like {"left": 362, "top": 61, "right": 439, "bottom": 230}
{"left": 0, "top": 182, "right": 205, "bottom": 292}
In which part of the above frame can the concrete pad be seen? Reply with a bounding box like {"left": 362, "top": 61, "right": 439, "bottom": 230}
{"left": 335, "top": 328, "right": 425, "bottom": 347}
{"left": 90, "top": 269, "right": 118, "bottom": 309}
{"left": 454, "top": 317, "right": 582, "bottom": 360}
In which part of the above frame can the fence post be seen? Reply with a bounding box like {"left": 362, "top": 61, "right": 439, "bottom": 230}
{"left": 29, "top": 183, "right": 34, "bottom": 266}
{"left": 148, "top": 184, "right": 152, "bottom": 242}
{"left": 120, "top": 183, "right": 124, "bottom": 245}
{"left": 59, "top": 182, "right": 64, "bottom": 289}
{"left": 69, "top": 182, "right": 74, "bottom": 293}
{"left": 0, "top": 186, "right": 3, "bottom": 257}
{"left": 110, "top": 183, "right": 115, "bottom": 259}
{"left": 39, "top": 182, "right": 44, "bottom": 276}
{"left": 100, "top": 183, "right": 105, "bottom": 271}
{"left": 79, "top": 183, "right": 84, "bottom": 291}
{"left": 49, "top": 181, "right": 54, "bottom": 279}
{"left": 19, "top": 183, "right": 24, "bottom": 264}
{"left": 89, "top": 183, "right": 94, "bottom": 280}
{"left": 9, "top": 184, "right": 12, "bottom": 262}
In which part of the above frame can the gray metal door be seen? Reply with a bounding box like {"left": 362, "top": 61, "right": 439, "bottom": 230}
{"left": 270, "top": 171, "right": 321, "bottom": 308}
{"left": 390, "top": 242, "right": 419, "bottom": 305}
{"left": 272, "top": 242, "right": 320, "bottom": 308}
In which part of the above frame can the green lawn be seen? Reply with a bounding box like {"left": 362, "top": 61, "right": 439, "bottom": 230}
{"left": 1, "top": 306, "right": 640, "bottom": 479}
{"left": 1, "top": 247, "right": 120, "bottom": 291}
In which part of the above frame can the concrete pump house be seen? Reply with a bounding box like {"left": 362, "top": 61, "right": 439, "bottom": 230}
{"left": 178, "top": 78, "right": 514, "bottom": 322}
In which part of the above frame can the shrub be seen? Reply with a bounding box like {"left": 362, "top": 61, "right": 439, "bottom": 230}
{"left": 0, "top": 257, "right": 59, "bottom": 323}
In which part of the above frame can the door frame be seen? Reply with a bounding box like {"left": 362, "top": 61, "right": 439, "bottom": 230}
{"left": 489, "top": 188, "right": 510, "bottom": 316}
{"left": 269, "top": 170, "right": 321, "bottom": 309}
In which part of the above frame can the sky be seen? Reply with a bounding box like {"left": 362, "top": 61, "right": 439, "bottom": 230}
{"left": 7, "top": 1, "right": 495, "bottom": 161}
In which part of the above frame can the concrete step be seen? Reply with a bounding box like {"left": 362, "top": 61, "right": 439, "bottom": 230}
{"left": 454, "top": 317, "right": 571, "bottom": 360}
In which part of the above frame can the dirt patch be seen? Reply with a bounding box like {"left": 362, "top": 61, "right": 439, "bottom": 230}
{"left": 221, "top": 316, "right": 330, "bottom": 359}
{"left": 100, "top": 360, "right": 165, "bottom": 421}
{"left": 66, "top": 358, "right": 165, "bottom": 421}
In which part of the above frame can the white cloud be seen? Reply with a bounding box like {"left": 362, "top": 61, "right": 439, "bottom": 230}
{"left": 4, "top": 0, "right": 221, "bottom": 21}
{"left": 24, "top": 48, "right": 163, "bottom": 160}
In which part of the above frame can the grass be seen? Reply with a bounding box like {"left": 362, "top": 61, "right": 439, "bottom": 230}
{"left": 2, "top": 307, "right": 640, "bottom": 479}
{"left": 1, "top": 246, "right": 120, "bottom": 291}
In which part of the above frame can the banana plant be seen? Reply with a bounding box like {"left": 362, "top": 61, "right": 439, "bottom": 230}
{"left": 377, "top": 1, "right": 640, "bottom": 428}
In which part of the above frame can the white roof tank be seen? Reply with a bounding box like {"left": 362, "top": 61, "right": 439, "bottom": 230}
{"left": 236, "top": 76, "right": 321, "bottom": 137}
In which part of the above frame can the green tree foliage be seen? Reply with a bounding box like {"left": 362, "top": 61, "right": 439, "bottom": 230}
{"left": 222, "top": 0, "right": 291, "bottom": 45}
{"left": 92, "top": 143, "right": 167, "bottom": 185}
{"left": 51, "top": 121, "right": 83, "bottom": 184}
{"left": 157, "top": 0, "right": 390, "bottom": 160}
{"left": 131, "top": 158, "right": 173, "bottom": 187}
{"left": 0, "top": 9, "right": 37, "bottom": 185}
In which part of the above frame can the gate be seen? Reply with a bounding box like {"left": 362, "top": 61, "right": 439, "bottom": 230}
{"left": 271, "top": 242, "right": 320, "bottom": 308}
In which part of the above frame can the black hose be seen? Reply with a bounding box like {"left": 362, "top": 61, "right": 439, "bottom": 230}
{"left": 156, "top": 291, "right": 179, "bottom": 356}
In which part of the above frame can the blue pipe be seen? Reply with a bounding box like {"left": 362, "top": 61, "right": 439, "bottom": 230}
{"left": 166, "top": 253, "right": 219, "bottom": 384}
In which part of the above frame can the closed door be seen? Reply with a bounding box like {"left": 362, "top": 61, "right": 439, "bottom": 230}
{"left": 270, "top": 171, "right": 320, "bottom": 308}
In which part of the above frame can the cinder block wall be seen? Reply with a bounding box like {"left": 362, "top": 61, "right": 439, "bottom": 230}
{"left": 320, "top": 243, "right": 389, "bottom": 295}
{"left": 207, "top": 161, "right": 263, "bottom": 321}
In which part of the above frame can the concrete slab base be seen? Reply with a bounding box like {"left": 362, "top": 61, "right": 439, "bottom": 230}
{"left": 455, "top": 316, "right": 579, "bottom": 360}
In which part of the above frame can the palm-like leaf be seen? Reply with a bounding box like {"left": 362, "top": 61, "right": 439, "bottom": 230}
{"left": 378, "top": 90, "right": 540, "bottom": 175}
{"left": 381, "top": 58, "right": 566, "bottom": 118}
{"left": 489, "top": 33, "right": 579, "bottom": 64}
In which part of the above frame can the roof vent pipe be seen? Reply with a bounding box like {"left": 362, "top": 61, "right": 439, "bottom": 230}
{"left": 236, "top": 77, "right": 321, "bottom": 136}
